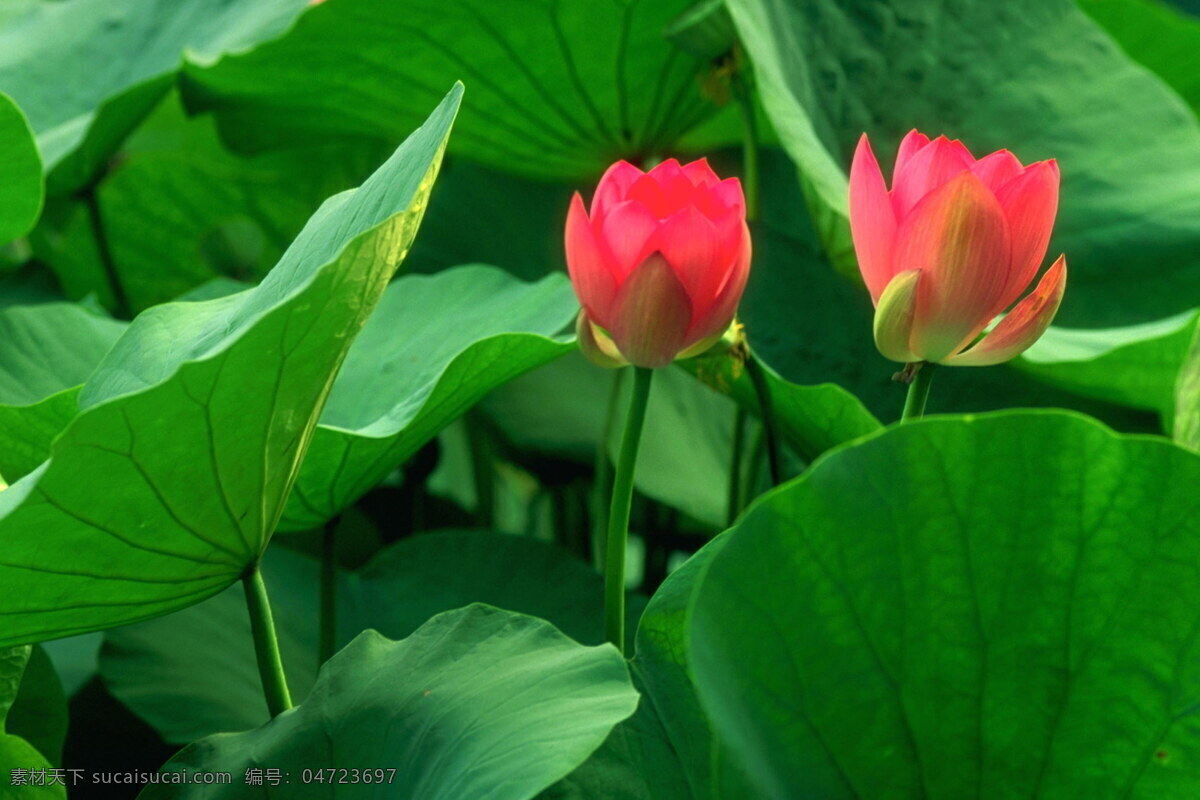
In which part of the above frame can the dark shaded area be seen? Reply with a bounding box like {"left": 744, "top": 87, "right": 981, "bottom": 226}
{"left": 62, "top": 678, "right": 176, "bottom": 800}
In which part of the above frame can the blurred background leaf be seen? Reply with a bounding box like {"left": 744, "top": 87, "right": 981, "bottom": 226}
{"left": 1080, "top": 0, "right": 1200, "bottom": 115}
{"left": 30, "top": 93, "right": 390, "bottom": 313}
{"left": 1015, "top": 310, "right": 1199, "bottom": 422}
{"left": 0, "top": 0, "right": 309, "bottom": 193}
{"left": 0, "top": 302, "right": 124, "bottom": 483}
{"left": 181, "top": 0, "right": 742, "bottom": 180}
{"left": 101, "top": 530, "right": 645, "bottom": 743}
{"left": 282, "top": 265, "right": 577, "bottom": 531}
{"left": 6, "top": 646, "right": 68, "bottom": 767}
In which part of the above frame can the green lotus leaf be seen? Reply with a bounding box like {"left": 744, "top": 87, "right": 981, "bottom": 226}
{"left": 0, "top": 85, "right": 461, "bottom": 648}
{"left": 141, "top": 604, "right": 638, "bottom": 800}
{"left": 692, "top": 410, "right": 1200, "bottom": 798}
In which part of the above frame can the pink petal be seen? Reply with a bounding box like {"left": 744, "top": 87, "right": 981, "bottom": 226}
{"left": 653, "top": 206, "right": 724, "bottom": 314}
{"left": 565, "top": 193, "right": 618, "bottom": 326}
{"left": 849, "top": 134, "right": 898, "bottom": 303}
{"left": 710, "top": 204, "right": 745, "bottom": 264}
{"left": 893, "top": 130, "right": 931, "bottom": 180}
{"left": 971, "top": 150, "right": 1024, "bottom": 194}
{"left": 626, "top": 174, "right": 670, "bottom": 217}
{"left": 653, "top": 160, "right": 697, "bottom": 207}
{"left": 895, "top": 171, "right": 1014, "bottom": 363}
{"left": 891, "top": 135, "right": 974, "bottom": 220}
{"left": 609, "top": 253, "right": 694, "bottom": 368}
{"left": 991, "top": 159, "right": 1060, "bottom": 315}
{"left": 713, "top": 177, "right": 745, "bottom": 209}
{"left": 694, "top": 176, "right": 745, "bottom": 221}
{"left": 945, "top": 255, "right": 1067, "bottom": 366}
{"left": 683, "top": 157, "right": 720, "bottom": 188}
{"left": 591, "top": 160, "right": 643, "bottom": 218}
{"left": 686, "top": 227, "right": 751, "bottom": 346}
{"left": 631, "top": 159, "right": 695, "bottom": 217}
{"left": 599, "top": 200, "right": 659, "bottom": 280}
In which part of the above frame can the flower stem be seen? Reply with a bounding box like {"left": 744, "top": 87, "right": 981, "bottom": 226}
{"left": 466, "top": 412, "right": 495, "bottom": 528}
{"left": 744, "top": 351, "right": 783, "bottom": 486}
{"left": 242, "top": 564, "right": 292, "bottom": 717}
{"left": 81, "top": 185, "right": 132, "bottom": 319}
{"left": 592, "top": 369, "right": 626, "bottom": 569}
{"left": 743, "top": 421, "right": 767, "bottom": 500}
{"left": 731, "top": 69, "right": 760, "bottom": 223}
{"left": 727, "top": 406, "right": 747, "bottom": 526}
{"left": 319, "top": 517, "right": 338, "bottom": 666}
{"left": 604, "top": 366, "right": 654, "bottom": 654}
{"left": 901, "top": 363, "right": 936, "bottom": 422}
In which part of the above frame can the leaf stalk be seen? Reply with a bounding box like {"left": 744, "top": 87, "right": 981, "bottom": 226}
{"left": 243, "top": 564, "right": 293, "bottom": 717}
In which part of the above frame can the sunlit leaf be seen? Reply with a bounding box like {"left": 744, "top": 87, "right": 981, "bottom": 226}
{"left": 0, "top": 86, "right": 461, "bottom": 648}
{"left": 1174, "top": 324, "right": 1200, "bottom": 449}
{"left": 0, "top": 735, "right": 62, "bottom": 798}
{"left": 282, "top": 265, "right": 577, "bottom": 531}
{"left": 0, "top": 92, "right": 41, "bottom": 242}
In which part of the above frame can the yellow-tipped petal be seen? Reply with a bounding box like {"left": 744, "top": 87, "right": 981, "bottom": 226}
{"left": 678, "top": 317, "right": 738, "bottom": 360}
{"left": 873, "top": 270, "right": 922, "bottom": 363}
{"left": 944, "top": 255, "right": 1067, "bottom": 367}
{"left": 576, "top": 310, "right": 628, "bottom": 369}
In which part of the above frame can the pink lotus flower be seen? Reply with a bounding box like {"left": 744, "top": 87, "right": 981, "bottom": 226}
{"left": 565, "top": 158, "right": 751, "bottom": 368}
{"left": 850, "top": 130, "right": 1067, "bottom": 366}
